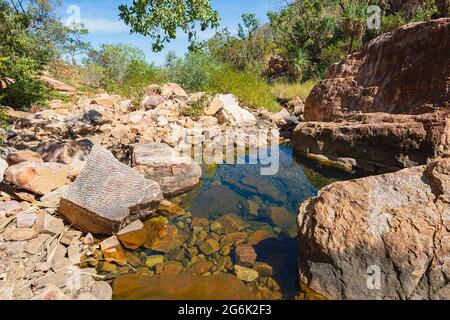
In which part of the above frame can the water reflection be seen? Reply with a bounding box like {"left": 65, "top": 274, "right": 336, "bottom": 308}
{"left": 174, "top": 144, "right": 320, "bottom": 298}
{"left": 111, "top": 144, "right": 357, "bottom": 300}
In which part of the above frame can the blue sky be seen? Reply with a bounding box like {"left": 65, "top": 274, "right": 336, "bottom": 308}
{"left": 56, "top": 0, "right": 282, "bottom": 65}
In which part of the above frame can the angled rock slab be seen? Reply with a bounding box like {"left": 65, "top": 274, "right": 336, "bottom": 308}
{"left": 298, "top": 157, "right": 450, "bottom": 300}
{"left": 132, "top": 143, "right": 202, "bottom": 197}
{"left": 58, "top": 146, "right": 163, "bottom": 235}
{"left": 215, "top": 94, "right": 257, "bottom": 127}
{"left": 4, "top": 161, "right": 69, "bottom": 195}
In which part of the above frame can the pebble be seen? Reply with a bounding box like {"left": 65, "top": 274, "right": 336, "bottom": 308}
{"left": 145, "top": 255, "right": 165, "bottom": 268}
{"left": 24, "top": 234, "right": 51, "bottom": 254}
{"left": 3, "top": 227, "right": 38, "bottom": 241}
{"left": 199, "top": 238, "right": 220, "bottom": 255}
{"left": 83, "top": 233, "right": 94, "bottom": 245}
{"left": 60, "top": 230, "right": 83, "bottom": 246}
{"left": 234, "top": 265, "right": 259, "bottom": 282}
{"left": 90, "top": 281, "right": 113, "bottom": 300}
{"left": 0, "top": 200, "right": 21, "bottom": 215}
{"left": 16, "top": 212, "right": 36, "bottom": 228}
{"left": 35, "top": 212, "right": 65, "bottom": 235}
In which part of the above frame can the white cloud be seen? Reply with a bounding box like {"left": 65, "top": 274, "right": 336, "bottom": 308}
{"left": 81, "top": 18, "right": 129, "bottom": 33}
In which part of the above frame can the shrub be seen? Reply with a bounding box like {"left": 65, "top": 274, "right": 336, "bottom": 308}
{"left": 165, "top": 51, "right": 215, "bottom": 92}
{"left": 182, "top": 94, "right": 210, "bottom": 117}
{"left": 204, "top": 64, "right": 279, "bottom": 111}
{"left": 270, "top": 80, "right": 318, "bottom": 101}
{"left": 83, "top": 44, "right": 165, "bottom": 103}
{"left": 0, "top": 56, "right": 50, "bottom": 109}
{"left": 117, "top": 59, "right": 165, "bottom": 103}
{"left": 0, "top": 2, "right": 54, "bottom": 109}
{"left": 165, "top": 51, "right": 279, "bottom": 111}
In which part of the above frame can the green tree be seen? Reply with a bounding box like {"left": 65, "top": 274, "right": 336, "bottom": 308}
{"left": 339, "top": 0, "right": 369, "bottom": 53}
{"left": 62, "top": 24, "right": 91, "bottom": 66}
{"left": 83, "top": 43, "right": 162, "bottom": 101}
{"left": 119, "top": 0, "right": 220, "bottom": 52}
{"left": 84, "top": 44, "right": 147, "bottom": 85}
{"left": 291, "top": 48, "right": 311, "bottom": 83}
{"left": 237, "top": 13, "right": 259, "bottom": 40}
{"left": 206, "top": 16, "right": 275, "bottom": 73}
{"left": 165, "top": 51, "right": 216, "bottom": 91}
{"left": 0, "top": 0, "right": 59, "bottom": 109}
{"left": 268, "top": 0, "right": 339, "bottom": 79}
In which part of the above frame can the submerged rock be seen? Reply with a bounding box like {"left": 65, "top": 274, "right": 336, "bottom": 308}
{"left": 112, "top": 273, "right": 257, "bottom": 300}
{"left": 298, "top": 157, "right": 450, "bottom": 300}
{"left": 101, "top": 236, "right": 127, "bottom": 266}
{"left": 199, "top": 238, "right": 220, "bottom": 255}
{"left": 145, "top": 255, "right": 165, "bottom": 268}
{"left": 117, "top": 220, "right": 147, "bottom": 250}
{"left": 132, "top": 143, "right": 202, "bottom": 197}
{"left": 188, "top": 185, "right": 244, "bottom": 218}
{"left": 149, "top": 224, "right": 187, "bottom": 253}
{"left": 58, "top": 146, "right": 163, "bottom": 235}
{"left": 187, "top": 260, "right": 214, "bottom": 275}
{"left": 235, "top": 265, "right": 259, "bottom": 282}
{"left": 217, "top": 214, "right": 247, "bottom": 234}
{"left": 235, "top": 245, "right": 257, "bottom": 267}
{"left": 268, "top": 207, "right": 297, "bottom": 238}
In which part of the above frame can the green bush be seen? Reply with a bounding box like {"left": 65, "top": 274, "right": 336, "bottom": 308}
{"left": 0, "top": 56, "right": 50, "bottom": 110}
{"left": 83, "top": 44, "right": 165, "bottom": 103}
{"left": 0, "top": 2, "right": 54, "bottom": 109}
{"left": 204, "top": 64, "right": 279, "bottom": 112}
{"left": 165, "top": 51, "right": 279, "bottom": 111}
{"left": 116, "top": 59, "right": 165, "bottom": 103}
{"left": 270, "top": 79, "right": 318, "bottom": 101}
{"left": 165, "top": 51, "right": 215, "bottom": 91}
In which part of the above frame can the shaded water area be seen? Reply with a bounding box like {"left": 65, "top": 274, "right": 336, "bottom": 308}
{"left": 174, "top": 143, "right": 359, "bottom": 299}
{"left": 110, "top": 143, "right": 359, "bottom": 300}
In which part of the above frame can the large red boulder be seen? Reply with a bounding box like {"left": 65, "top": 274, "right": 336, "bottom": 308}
{"left": 294, "top": 18, "right": 450, "bottom": 173}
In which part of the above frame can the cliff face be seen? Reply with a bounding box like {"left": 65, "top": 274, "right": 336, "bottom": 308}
{"left": 296, "top": 19, "right": 450, "bottom": 300}
{"left": 294, "top": 18, "right": 450, "bottom": 174}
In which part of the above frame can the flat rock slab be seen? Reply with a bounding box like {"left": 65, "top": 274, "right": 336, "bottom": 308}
{"left": 132, "top": 143, "right": 202, "bottom": 197}
{"left": 112, "top": 273, "right": 257, "bottom": 300}
{"left": 58, "top": 146, "right": 163, "bottom": 235}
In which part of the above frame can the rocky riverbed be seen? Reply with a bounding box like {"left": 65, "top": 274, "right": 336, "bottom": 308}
{"left": 1, "top": 18, "right": 449, "bottom": 301}
{"left": 0, "top": 81, "right": 315, "bottom": 300}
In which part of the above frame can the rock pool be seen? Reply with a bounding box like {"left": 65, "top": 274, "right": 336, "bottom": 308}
{"left": 109, "top": 144, "right": 357, "bottom": 300}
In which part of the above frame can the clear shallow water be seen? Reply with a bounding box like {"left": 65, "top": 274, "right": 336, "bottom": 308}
{"left": 111, "top": 143, "right": 358, "bottom": 300}
{"left": 179, "top": 144, "right": 318, "bottom": 219}
{"left": 174, "top": 143, "right": 347, "bottom": 298}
